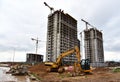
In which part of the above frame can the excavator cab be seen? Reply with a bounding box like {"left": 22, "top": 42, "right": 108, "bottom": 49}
{"left": 80, "top": 59, "right": 91, "bottom": 72}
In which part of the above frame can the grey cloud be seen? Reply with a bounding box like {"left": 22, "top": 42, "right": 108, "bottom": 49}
{"left": 87, "top": 0, "right": 120, "bottom": 28}
{"left": 0, "top": 43, "right": 33, "bottom": 52}
{"left": 0, "top": 34, "right": 6, "bottom": 39}
{"left": 105, "top": 44, "right": 120, "bottom": 52}
{"left": 108, "top": 46, "right": 120, "bottom": 52}
{"left": 104, "top": 38, "right": 120, "bottom": 52}
{"left": 0, "top": 0, "right": 120, "bottom": 61}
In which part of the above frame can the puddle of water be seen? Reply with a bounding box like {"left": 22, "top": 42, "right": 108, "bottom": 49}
{"left": 0, "top": 67, "right": 33, "bottom": 82}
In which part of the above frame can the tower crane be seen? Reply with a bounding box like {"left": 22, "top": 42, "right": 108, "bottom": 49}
{"left": 81, "top": 19, "right": 95, "bottom": 30}
{"left": 31, "top": 37, "right": 41, "bottom": 54}
{"left": 44, "top": 2, "right": 54, "bottom": 14}
{"left": 81, "top": 19, "right": 90, "bottom": 30}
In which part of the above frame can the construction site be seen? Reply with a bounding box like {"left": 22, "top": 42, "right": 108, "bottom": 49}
{"left": 28, "top": 63, "right": 120, "bottom": 82}
{"left": 3, "top": 2, "right": 120, "bottom": 82}
{"left": 26, "top": 2, "right": 120, "bottom": 82}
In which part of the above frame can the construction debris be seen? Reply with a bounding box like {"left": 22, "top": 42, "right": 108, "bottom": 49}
{"left": 6, "top": 65, "right": 28, "bottom": 75}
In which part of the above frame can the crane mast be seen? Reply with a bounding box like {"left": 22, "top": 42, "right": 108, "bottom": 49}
{"left": 44, "top": 2, "right": 54, "bottom": 14}
{"left": 31, "top": 37, "right": 41, "bottom": 54}
{"left": 81, "top": 19, "right": 89, "bottom": 30}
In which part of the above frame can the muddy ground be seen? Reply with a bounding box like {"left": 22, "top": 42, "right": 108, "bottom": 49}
{"left": 29, "top": 63, "right": 120, "bottom": 82}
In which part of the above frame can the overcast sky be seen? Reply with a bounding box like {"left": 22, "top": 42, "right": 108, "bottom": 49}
{"left": 0, "top": 0, "right": 120, "bottom": 62}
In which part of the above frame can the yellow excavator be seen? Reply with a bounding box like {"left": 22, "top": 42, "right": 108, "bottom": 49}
{"left": 45, "top": 46, "right": 91, "bottom": 73}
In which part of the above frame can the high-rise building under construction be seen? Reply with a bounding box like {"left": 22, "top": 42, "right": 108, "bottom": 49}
{"left": 84, "top": 28, "right": 104, "bottom": 64}
{"left": 46, "top": 10, "right": 79, "bottom": 64}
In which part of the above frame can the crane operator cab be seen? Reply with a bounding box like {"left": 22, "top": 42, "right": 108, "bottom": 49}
{"left": 80, "top": 59, "right": 91, "bottom": 73}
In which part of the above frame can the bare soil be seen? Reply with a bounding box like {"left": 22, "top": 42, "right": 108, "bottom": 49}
{"left": 28, "top": 63, "right": 120, "bottom": 82}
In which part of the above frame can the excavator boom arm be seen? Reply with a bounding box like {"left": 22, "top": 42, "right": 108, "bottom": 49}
{"left": 56, "top": 46, "right": 81, "bottom": 66}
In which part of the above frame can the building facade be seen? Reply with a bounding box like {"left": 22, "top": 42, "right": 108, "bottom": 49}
{"left": 46, "top": 10, "right": 79, "bottom": 64}
{"left": 26, "top": 53, "right": 43, "bottom": 63}
{"left": 84, "top": 28, "right": 104, "bottom": 64}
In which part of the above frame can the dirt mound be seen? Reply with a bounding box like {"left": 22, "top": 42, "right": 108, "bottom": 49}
{"left": 28, "top": 63, "right": 61, "bottom": 81}
{"left": 29, "top": 63, "right": 47, "bottom": 72}
{"left": 28, "top": 63, "right": 49, "bottom": 77}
